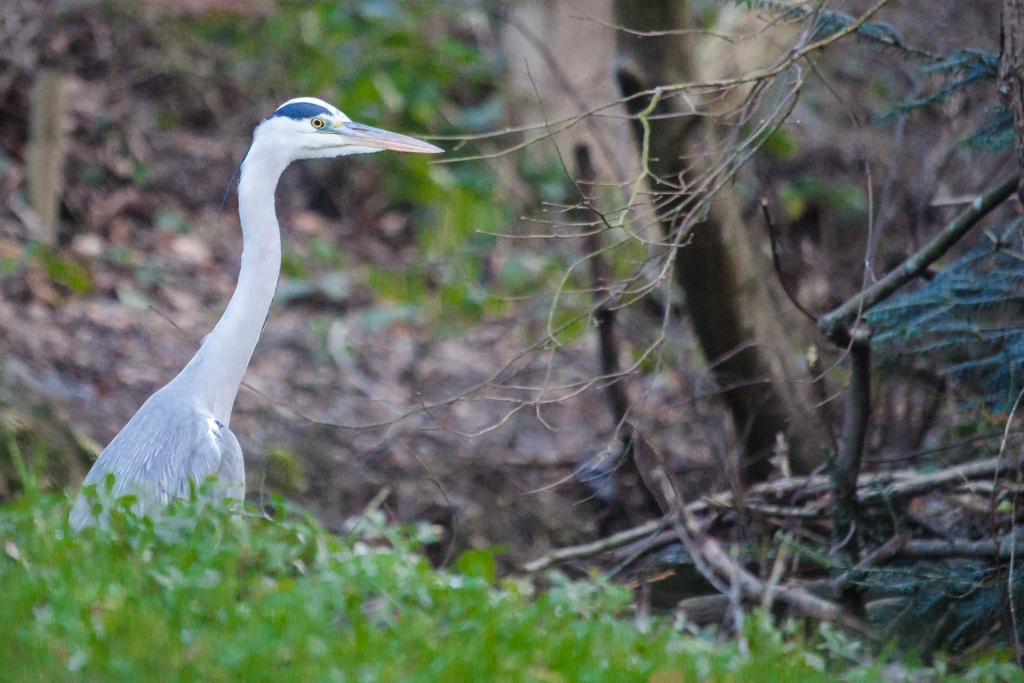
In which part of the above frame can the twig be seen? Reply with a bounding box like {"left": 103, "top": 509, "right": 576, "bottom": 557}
{"left": 646, "top": 0, "right": 894, "bottom": 100}
{"left": 570, "top": 146, "right": 664, "bottom": 520}
{"left": 523, "top": 518, "right": 663, "bottom": 572}
{"left": 616, "top": 57, "right": 818, "bottom": 482}
{"left": 669, "top": 500, "right": 862, "bottom": 628}
{"left": 995, "top": 6, "right": 1024, "bottom": 656}
{"left": 641, "top": 434, "right": 863, "bottom": 629}
{"left": 760, "top": 198, "right": 818, "bottom": 322}
{"left": 753, "top": 0, "right": 944, "bottom": 62}
{"left": 1009, "top": 494, "right": 1021, "bottom": 663}
{"left": 819, "top": 174, "right": 1019, "bottom": 344}
{"left": 763, "top": 534, "right": 793, "bottom": 613}
{"left": 831, "top": 533, "right": 910, "bottom": 589}
{"left": 611, "top": 529, "right": 677, "bottom": 562}
{"left": 345, "top": 486, "right": 391, "bottom": 538}
{"left": 861, "top": 455, "right": 1024, "bottom": 503}
{"left": 438, "top": 0, "right": 895, "bottom": 165}
{"left": 743, "top": 501, "right": 825, "bottom": 518}
{"left": 574, "top": 144, "right": 630, "bottom": 428}
{"left": 397, "top": 439, "right": 460, "bottom": 569}
{"left": 608, "top": 525, "right": 676, "bottom": 578}
{"left": 991, "top": 382, "right": 1024, "bottom": 661}
{"left": 833, "top": 325, "right": 872, "bottom": 563}
{"left": 524, "top": 455, "right": 1021, "bottom": 572}
{"left": 896, "top": 531, "right": 1024, "bottom": 559}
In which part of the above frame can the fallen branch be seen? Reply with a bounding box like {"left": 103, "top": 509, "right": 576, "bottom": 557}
{"left": 742, "top": 501, "right": 825, "bottom": 518}
{"left": 524, "top": 455, "right": 1020, "bottom": 572}
{"left": 858, "top": 455, "right": 1024, "bottom": 503}
{"left": 612, "top": 529, "right": 677, "bottom": 561}
{"left": 523, "top": 519, "right": 662, "bottom": 572}
{"left": 657, "top": 473, "right": 863, "bottom": 629}
{"left": 832, "top": 533, "right": 911, "bottom": 589}
{"left": 639, "top": 434, "right": 864, "bottom": 629}
{"left": 897, "top": 531, "right": 1024, "bottom": 559}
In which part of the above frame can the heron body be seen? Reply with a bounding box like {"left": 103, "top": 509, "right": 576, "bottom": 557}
{"left": 70, "top": 98, "right": 441, "bottom": 530}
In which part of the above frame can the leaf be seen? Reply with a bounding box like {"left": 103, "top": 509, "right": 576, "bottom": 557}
{"left": 455, "top": 547, "right": 504, "bottom": 583}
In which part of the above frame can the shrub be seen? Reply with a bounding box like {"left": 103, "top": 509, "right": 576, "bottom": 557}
{"left": 0, "top": 491, "right": 848, "bottom": 682}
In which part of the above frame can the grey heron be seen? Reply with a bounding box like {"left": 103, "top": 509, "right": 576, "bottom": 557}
{"left": 69, "top": 97, "right": 442, "bottom": 530}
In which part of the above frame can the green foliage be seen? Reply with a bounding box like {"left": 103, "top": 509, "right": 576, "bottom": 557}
{"left": 0, "top": 493, "right": 906, "bottom": 683}
{"left": 453, "top": 546, "right": 504, "bottom": 584}
{"left": 889, "top": 48, "right": 1009, "bottom": 151}
{"left": 857, "top": 558, "right": 1024, "bottom": 661}
{"left": 280, "top": 248, "right": 309, "bottom": 279}
{"left": 733, "top": 1, "right": 912, "bottom": 54}
{"left": 778, "top": 178, "right": 866, "bottom": 225}
{"left": 367, "top": 266, "right": 428, "bottom": 304}
{"left": 263, "top": 445, "right": 308, "bottom": 496}
{"left": 518, "top": 153, "right": 572, "bottom": 206}
{"left": 870, "top": 227, "right": 1024, "bottom": 410}
{"left": 550, "top": 306, "right": 589, "bottom": 347}
{"left": 761, "top": 129, "right": 800, "bottom": 161}
{"left": 910, "top": 50, "right": 999, "bottom": 110}
{"left": 178, "top": 1, "right": 494, "bottom": 122}
{"left": 163, "top": 1, "right": 505, "bottom": 333}
{"left": 0, "top": 253, "right": 17, "bottom": 277}
{"left": 0, "top": 242, "right": 92, "bottom": 297}
{"left": 1, "top": 425, "right": 36, "bottom": 495}
{"left": 25, "top": 243, "right": 93, "bottom": 296}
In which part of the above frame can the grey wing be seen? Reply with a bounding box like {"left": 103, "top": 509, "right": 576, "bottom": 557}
{"left": 69, "top": 391, "right": 246, "bottom": 531}
{"left": 189, "top": 417, "right": 245, "bottom": 502}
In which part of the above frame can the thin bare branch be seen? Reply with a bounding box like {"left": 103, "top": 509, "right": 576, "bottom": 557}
{"left": 819, "top": 173, "right": 1020, "bottom": 345}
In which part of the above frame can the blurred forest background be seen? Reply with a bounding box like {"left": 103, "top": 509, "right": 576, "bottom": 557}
{"left": 6, "top": 0, "right": 1024, "bottom": 665}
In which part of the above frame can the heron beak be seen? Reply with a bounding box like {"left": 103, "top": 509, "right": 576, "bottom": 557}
{"left": 330, "top": 121, "right": 443, "bottom": 154}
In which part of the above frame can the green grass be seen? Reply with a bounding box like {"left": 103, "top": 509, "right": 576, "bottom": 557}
{"left": 0, "top": 492, "right": 1019, "bottom": 682}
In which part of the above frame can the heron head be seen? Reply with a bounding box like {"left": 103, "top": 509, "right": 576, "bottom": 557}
{"left": 254, "top": 97, "right": 443, "bottom": 160}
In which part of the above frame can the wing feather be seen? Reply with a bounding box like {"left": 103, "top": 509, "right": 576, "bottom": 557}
{"left": 69, "top": 390, "right": 245, "bottom": 530}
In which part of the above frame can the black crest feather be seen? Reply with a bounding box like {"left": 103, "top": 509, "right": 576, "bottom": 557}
{"left": 270, "top": 101, "right": 332, "bottom": 120}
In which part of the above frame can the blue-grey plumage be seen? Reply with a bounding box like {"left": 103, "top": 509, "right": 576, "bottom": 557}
{"left": 68, "top": 391, "right": 244, "bottom": 531}
{"left": 69, "top": 97, "right": 442, "bottom": 530}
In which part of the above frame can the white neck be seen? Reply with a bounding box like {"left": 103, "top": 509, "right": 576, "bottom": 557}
{"left": 171, "top": 139, "right": 290, "bottom": 425}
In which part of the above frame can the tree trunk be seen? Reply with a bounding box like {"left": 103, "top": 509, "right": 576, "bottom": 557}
{"left": 997, "top": 0, "right": 1024, "bottom": 665}
{"left": 1000, "top": 0, "right": 1024, "bottom": 202}
{"left": 613, "top": 0, "right": 828, "bottom": 481}
{"left": 26, "top": 69, "right": 68, "bottom": 246}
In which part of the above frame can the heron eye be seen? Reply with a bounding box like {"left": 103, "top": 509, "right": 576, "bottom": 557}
{"left": 311, "top": 117, "right": 325, "bottom": 129}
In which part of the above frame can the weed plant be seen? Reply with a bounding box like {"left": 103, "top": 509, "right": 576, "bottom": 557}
{"left": 0, "top": 489, "right": 1018, "bottom": 682}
